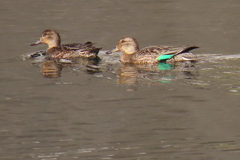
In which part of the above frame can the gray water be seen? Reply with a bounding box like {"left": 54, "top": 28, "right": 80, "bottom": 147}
{"left": 1, "top": 0, "right": 240, "bottom": 160}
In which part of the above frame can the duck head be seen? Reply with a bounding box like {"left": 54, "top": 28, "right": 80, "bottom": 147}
{"left": 112, "top": 36, "right": 140, "bottom": 55}
{"left": 31, "top": 30, "right": 61, "bottom": 48}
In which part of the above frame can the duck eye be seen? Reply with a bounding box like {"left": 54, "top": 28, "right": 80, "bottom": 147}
{"left": 43, "top": 33, "right": 50, "bottom": 37}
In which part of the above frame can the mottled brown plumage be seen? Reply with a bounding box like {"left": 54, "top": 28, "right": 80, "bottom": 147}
{"left": 110, "top": 36, "right": 198, "bottom": 64}
{"left": 31, "top": 30, "right": 101, "bottom": 59}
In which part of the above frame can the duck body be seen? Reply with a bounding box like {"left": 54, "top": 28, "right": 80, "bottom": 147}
{"left": 31, "top": 30, "right": 101, "bottom": 59}
{"left": 111, "top": 36, "right": 198, "bottom": 64}
{"left": 45, "top": 45, "right": 100, "bottom": 59}
{"left": 129, "top": 45, "right": 198, "bottom": 64}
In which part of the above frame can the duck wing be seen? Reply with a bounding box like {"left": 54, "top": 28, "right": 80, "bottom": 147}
{"left": 47, "top": 46, "right": 102, "bottom": 59}
{"left": 157, "top": 46, "right": 199, "bottom": 61}
{"left": 131, "top": 46, "right": 164, "bottom": 64}
{"left": 136, "top": 46, "right": 198, "bottom": 62}
{"left": 62, "top": 41, "right": 95, "bottom": 49}
{"left": 153, "top": 45, "right": 198, "bottom": 55}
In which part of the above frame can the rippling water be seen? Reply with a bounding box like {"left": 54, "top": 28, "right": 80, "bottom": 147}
{"left": 1, "top": 0, "right": 240, "bottom": 160}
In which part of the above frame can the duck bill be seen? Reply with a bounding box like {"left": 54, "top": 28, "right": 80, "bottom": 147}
{"left": 112, "top": 46, "right": 120, "bottom": 52}
{"left": 31, "top": 39, "right": 42, "bottom": 46}
{"left": 106, "top": 46, "right": 120, "bottom": 54}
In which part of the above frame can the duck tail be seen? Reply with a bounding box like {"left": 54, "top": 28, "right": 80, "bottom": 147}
{"left": 182, "top": 46, "right": 199, "bottom": 53}
{"left": 84, "top": 41, "right": 95, "bottom": 47}
{"left": 91, "top": 47, "right": 102, "bottom": 56}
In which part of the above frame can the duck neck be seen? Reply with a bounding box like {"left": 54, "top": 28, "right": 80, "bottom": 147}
{"left": 121, "top": 52, "right": 135, "bottom": 63}
{"left": 47, "top": 40, "right": 61, "bottom": 49}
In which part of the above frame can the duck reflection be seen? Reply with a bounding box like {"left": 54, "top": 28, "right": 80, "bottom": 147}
{"left": 116, "top": 61, "right": 199, "bottom": 85}
{"left": 71, "top": 57, "right": 101, "bottom": 74}
{"left": 117, "top": 64, "right": 139, "bottom": 85}
{"left": 40, "top": 57, "right": 101, "bottom": 78}
{"left": 41, "top": 60, "right": 62, "bottom": 78}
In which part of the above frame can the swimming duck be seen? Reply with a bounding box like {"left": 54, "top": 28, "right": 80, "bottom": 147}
{"left": 31, "top": 30, "right": 101, "bottom": 59}
{"left": 109, "top": 36, "right": 198, "bottom": 64}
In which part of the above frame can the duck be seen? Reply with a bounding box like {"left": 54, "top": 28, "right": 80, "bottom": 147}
{"left": 31, "top": 30, "right": 102, "bottom": 59}
{"left": 108, "top": 36, "right": 198, "bottom": 64}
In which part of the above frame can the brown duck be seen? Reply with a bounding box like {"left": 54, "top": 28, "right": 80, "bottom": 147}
{"left": 31, "top": 30, "right": 101, "bottom": 59}
{"left": 109, "top": 36, "right": 198, "bottom": 64}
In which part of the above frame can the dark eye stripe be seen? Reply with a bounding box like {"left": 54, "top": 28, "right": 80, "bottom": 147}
{"left": 42, "top": 32, "right": 51, "bottom": 36}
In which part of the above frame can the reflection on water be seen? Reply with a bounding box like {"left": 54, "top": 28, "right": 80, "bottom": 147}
{"left": 116, "top": 62, "right": 199, "bottom": 85}
{"left": 41, "top": 60, "right": 62, "bottom": 78}
{"left": 39, "top": 57, "right": 102, "bottom": 78}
